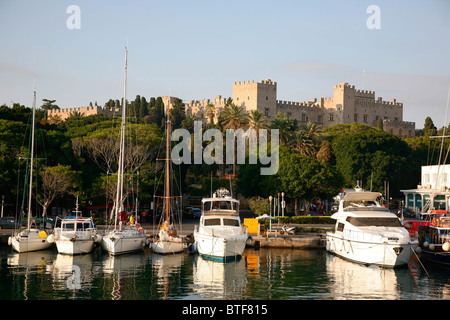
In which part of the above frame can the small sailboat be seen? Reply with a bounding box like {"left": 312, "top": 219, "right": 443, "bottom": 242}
{"left": 150, "top": 101, "right": 184, "bottom": 255}
{"left": 9, "top": 91, "right": 53, "bottom": 253}
{"left": 100, "top": 47, "right": 147, "bottom": 255}
{"left": 50, "top": 197, "right": 101, "bottom": 255}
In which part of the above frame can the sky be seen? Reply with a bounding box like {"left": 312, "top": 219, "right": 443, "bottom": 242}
{"left": 0, "top": 0, "right": 449, "bottom": 128}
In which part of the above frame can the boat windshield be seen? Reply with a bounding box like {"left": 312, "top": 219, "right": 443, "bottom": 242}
{"left": 204, "top": 218, "right": 221, "bottom": 226}
{"left": 203, "top": 218, "right": 240, "bottom": 227}
{"left": 202, "top": 200, "right": 237, "bottom": 212}
{"left": 223, "top": 218, "right": 240, "bottom": 226}
{"left": 346, "top": 217, "right": 402, "bottom": 227}
{"left": 62, "top": 222, "right": 92, "bottom": 231}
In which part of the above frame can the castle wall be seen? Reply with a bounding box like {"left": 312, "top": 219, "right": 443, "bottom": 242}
{"left": 47, "top": 105, "right": 120, "bottom": 122}
{"left": 48, "top": 78, "right": 415, "bottom": 137}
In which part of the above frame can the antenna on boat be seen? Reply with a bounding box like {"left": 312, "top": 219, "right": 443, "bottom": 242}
{"left": 210, "top": 171, "right": 213, "bottom": 198}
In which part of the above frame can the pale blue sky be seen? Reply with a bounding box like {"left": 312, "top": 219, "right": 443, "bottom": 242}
{"left": 1, "top": 0, "right": 449, "bottom": 127}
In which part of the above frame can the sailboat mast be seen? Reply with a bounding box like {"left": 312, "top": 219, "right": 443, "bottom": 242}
{"left": 27, "top": 91, "right": 36, "bottom": 228}
{"left": 115, "top": 47, "right": 127, "bottom": 227}
{"left": 165, "top": 101, "right": 171, "bottom": 223}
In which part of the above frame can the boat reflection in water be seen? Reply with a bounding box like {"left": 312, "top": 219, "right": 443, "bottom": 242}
{"left": 101, "top": 251, "right": 150, "bottom": 300}
{"left": 51, "top": 253, "right": 97, "bottom": 292}
{"left": 325, "top": 253, "right": 419, "bottom": 299}
{"left": 191, "top": 255, "right": 247, "bottom": 299}
{"left": 151, "top": 253, "right": 185, "bottom": 299}
{"left": 4, "top": 246, "right": 450, "bottom": 300}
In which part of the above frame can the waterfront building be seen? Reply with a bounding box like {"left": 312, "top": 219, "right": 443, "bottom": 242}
{"left": 401, "top": 165, "right": 450, "bottom": 213}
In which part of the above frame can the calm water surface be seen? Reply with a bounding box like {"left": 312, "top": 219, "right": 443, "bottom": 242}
{"left": 1, "top": 245, "right": 450, "bottom": 300}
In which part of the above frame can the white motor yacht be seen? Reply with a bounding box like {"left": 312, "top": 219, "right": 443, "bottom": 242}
{"left": 326, "top": 188, "right": 418, "bottom": 268}
{"left": 51, "top": 215, "right": 101, "bottom": 255}
{"left": 193, "top": 188, "right": 248, "bottom": 261}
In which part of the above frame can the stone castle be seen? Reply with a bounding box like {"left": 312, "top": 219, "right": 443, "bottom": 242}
{"left": 186, "top": 79, "right": 415, "bottom": 137}
{"left": 48, "top": 79, "right": 415, "bottom": 137}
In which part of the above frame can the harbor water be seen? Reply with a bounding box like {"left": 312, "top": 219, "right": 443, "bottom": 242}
{"left": 1, "top": 245, "right": 450, "bottom": 300}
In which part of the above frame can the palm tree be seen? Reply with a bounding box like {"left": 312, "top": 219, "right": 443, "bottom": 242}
{"left": 271, "top": 112, "right": 297, "bottom": 144}
{"left": 290, "top": 122, "right": 322, "bottom": 157}
{"left": 246, "top": 109, "right": 268, "bottom": 133}
{"left": 220, "top": 104, "right": 248, "bottom": 175}
{"left": 302, "top": 121, "right": 322, "bottom": 144}
{"left": 290, "top": 130, "right": 316, "bottom": 156}
{"left": 205, "top": 103, "right": 216, "bottom": 125}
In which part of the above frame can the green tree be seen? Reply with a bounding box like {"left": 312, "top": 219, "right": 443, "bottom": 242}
{"left": 41, "top": 99, "right": 59, "bottom": 111}
{"left": 220, "top": 104, "right": 248, "bottom": 175}
{"left": 278, "top": 147, "right": 341, "bottom": 213}
{"left": 332, "top": 126, "right": 415, "bottom": 197}
{"left": 270, "top": 112, "right": 297, "bottom": 144}
{"left": 36, "top": 164, "right": 81, "bottom": 217}
{"left": 423, "top": 116, "right": 437, "bottom": 137}
{"left": 205, "top": 103, "right": 216, "bottom": 125}
{"left": 169, "top": 98, "right": 186, "bottom": 130}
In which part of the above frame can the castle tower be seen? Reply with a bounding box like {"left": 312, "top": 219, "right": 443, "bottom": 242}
{"left": 232, "top": 79, "right": 277, "bottom": 118}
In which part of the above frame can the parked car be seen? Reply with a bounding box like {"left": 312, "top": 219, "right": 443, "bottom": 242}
{"left": 0, "top": 217, "right": 17, "bottom": 229}
{"left": 192, "top": 207, "right": 202, "bottom": 218}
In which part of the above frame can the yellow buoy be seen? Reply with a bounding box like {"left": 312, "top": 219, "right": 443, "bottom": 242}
{"left": 39, "top": 231, "right": 48, "bottom": 239}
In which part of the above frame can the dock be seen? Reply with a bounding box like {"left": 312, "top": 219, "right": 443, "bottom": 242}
{"left": 250, "top": 233, "right": 326, "bottom": 249}
{"left": 0, "top": 222, "right": 334, "bottom": 250}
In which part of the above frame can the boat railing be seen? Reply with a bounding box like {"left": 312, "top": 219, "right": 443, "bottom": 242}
{"left": 343, "top": 206, "right": 389, "bottom": 212}
{"left": 55, "top": 228, "right": 96, "bottom": 240}
{"left": 426, "top": 228, "right": 450, "bottom": 245}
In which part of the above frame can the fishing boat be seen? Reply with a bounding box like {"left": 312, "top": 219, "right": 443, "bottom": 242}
{"left": 193, "top": 188, "right": 249, "bottom": 261}
{"left": 149, "top": 100, "right": 184, "bottom": 255}
{"left": 417, "top": 213, "right": 450, "bottom": 264}
{"left": 9, "top": 91, "right": 53, "bottom": 253}
{"left": 50, "top": 198, "right": 101, "bottom": 255}
{"left": 100, "top": 47, "right": 147, "bottom": 255}
{"left": 326, "top": 187, "right": 418, "bottom": 268}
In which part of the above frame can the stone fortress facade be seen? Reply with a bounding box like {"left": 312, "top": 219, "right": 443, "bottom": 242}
{"left": 47, "top": 79, "right": 415, "bottom": 137}
{"left": 47, "top": 104, "right": 120, "bottom": 122}
{"left": 186, "top": 79, "right": 415, "bottom": 137}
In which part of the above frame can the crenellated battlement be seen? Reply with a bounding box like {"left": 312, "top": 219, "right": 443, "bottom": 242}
{"left": 276, "top": 100, "right": 320, "bottom": 109}
{"left": 233, "top": 79, "right": 276, "bottom": 87}
{"left": 47, "top": 105, "right": 121, "bottom": 122}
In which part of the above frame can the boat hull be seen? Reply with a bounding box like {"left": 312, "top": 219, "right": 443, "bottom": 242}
{"left": 150, "top": 239, "right": 184, "bottom": 254}
{"left": 326, "top": 233, "right": 416, "bottom": 268}
{"left": 56, "top": 239, "right": 95, "bottom": 255}
{"left": 101, "top": 232, "right": 146, "bottom": 255}
{"left": 420, "top": 248, "right": 450, "bottom": 265}
{"left": 194, "top": 232, "right": 247, "bottom": 261}
{"left": 11, "top": 236, "right": 52, "bottom": 253}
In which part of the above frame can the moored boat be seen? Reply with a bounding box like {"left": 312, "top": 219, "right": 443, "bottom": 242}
{"left": 9, "top": 91, "right": 53, "bottom": 253}
{"left": 193, "top": 188, "right": 248, "bottom": 261}
{"left": 100, "top": 47, "right": 147, "bottom": 256}
{"left": 417, "top": 213, "right": 450, "bottom": 265}
{"left": 50, "top": 197, "right": 101, "bottom": 255}
{"left": 326, "top": 187, "right": 418, "bottom": 268}
{"left": 149, "top": 99, "right": 184, "bottom": 255}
